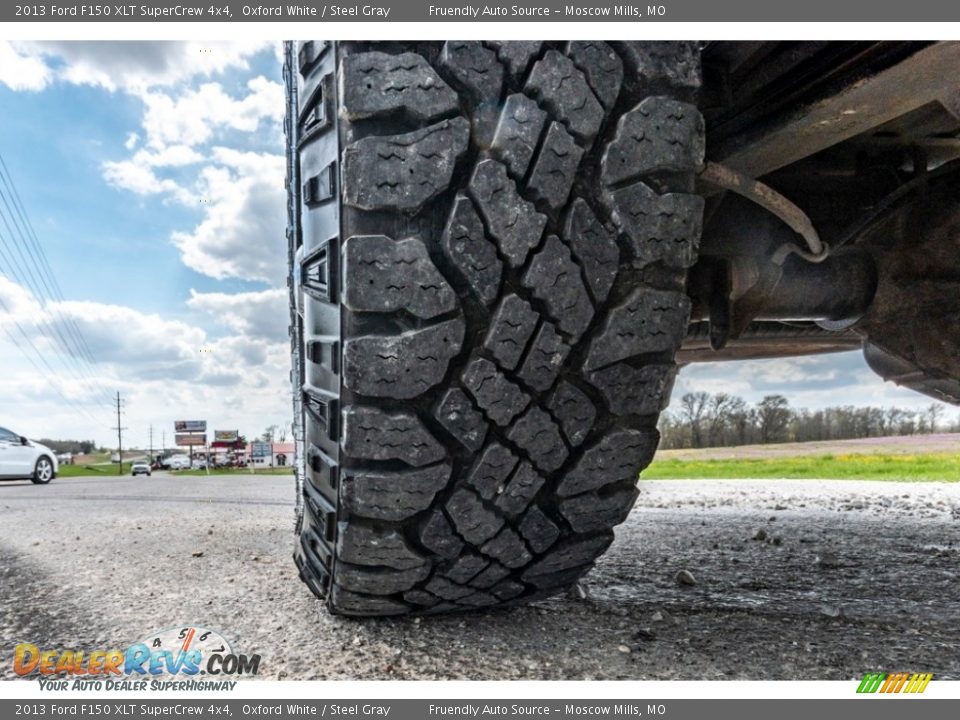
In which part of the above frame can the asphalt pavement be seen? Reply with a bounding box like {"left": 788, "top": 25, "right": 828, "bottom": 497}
{"left": 1, "top": 472, "right": 958, "bottom": 680}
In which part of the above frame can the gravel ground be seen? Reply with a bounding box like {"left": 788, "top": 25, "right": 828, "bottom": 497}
{"left": 1, "top": 473, "right": 958, "bottom": 681}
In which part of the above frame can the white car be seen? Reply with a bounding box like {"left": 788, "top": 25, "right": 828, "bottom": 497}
{"left": 131, "top": 461, "right": 152, "bottom": 477}
{"left": 163, "top": 455, "right": 190, "bottom": 470}
{"left": 0, "top": 426, "right": 58, "bottom": 484}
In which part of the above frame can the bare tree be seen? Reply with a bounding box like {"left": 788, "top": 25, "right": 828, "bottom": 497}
{"left": 679, "top": 392, "right": 710, "bottom": 448}
{"left": 926, "top": 403, "right": 944, "bottom": 433}
{"left": 757, "top": 395, "right": 791, "bottom": 443}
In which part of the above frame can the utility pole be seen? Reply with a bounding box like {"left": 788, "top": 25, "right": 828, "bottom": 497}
{"left": 113, "top": 392, "right": 126, "bottom": 476}
{"left": 148, "top": 424, "right": 154, "bottom": 465}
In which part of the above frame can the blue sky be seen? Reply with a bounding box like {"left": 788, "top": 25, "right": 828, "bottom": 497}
{"left": 0, "top": 40, "right": 953, "bottom": 448}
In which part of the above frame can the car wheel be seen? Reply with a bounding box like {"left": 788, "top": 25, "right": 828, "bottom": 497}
{"left": 32, "top": 457, "right": 54, "bottom": 485}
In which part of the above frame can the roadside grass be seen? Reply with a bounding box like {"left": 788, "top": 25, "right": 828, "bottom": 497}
{"left": 59, "top": 463, "right": 135, "bottom": 477}
{"left": 57, "top": 465, "right": 293, "bottom": 477}
{"left": 643, "top": 452, "right": 960, "bottom": 481}
{"left": 176, "top": 467, "right": 293, "bottom": 476}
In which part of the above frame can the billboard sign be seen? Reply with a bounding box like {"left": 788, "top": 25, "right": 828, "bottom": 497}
{"left": 251, "top": 442, "right": 272, "bottom": 458}
{"left": 175, "top": 434, "right": 207, "bottom": 446}
{"left": 175, "top": 420, "right": 206, "bottom": 433}
{"left": 214, "top": 430, "right": 239, "bottom": 442}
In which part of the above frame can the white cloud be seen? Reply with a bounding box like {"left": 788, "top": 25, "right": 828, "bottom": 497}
{"left": 124, "top": 132, "right": 140, "bottom": 150}
{"left": 187, "top": 288, "right": 288, "bottom": 342}
{"left": 0, "top": 42, "right": 51, "bottom": 91}
{"left": 171, "top": 150, "right": 286, "bottom": 283}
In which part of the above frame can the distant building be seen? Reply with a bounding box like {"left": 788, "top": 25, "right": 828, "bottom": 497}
{"left": 245, "top": 442, "right": 295, "bottom": 467}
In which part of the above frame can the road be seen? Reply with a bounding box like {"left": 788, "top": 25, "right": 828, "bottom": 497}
{"left": 1, "top": 473, "right": 958, "bottom": 681}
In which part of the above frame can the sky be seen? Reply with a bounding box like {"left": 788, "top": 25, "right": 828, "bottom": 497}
{"left": 0, "top": 40, "right": 953, "bottom": 449}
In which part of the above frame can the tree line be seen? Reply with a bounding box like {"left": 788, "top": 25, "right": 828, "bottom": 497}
{"left": 658, "top": 392, "right": 958, "bottom": 449}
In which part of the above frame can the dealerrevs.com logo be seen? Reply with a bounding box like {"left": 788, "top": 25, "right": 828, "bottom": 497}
{"left": 14, "top": 626, "right": 260, "bottom": 691}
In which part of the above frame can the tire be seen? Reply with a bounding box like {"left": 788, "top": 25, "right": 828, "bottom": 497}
{"left": 287, "top": 41, "right": 704, "bottom": 616}
{"left": 32, "top": 457, "right": 54, "bottom": 484}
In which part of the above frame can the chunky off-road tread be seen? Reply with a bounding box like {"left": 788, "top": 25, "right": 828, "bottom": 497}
{"left": 516, "top": 321, "right": 571, "bottom": 392}
{"left": 525, "top": 50, "right": 604, "bottom": 143}
{"left": 434, "top": 388, "right": 488, "bottom": 451}
{"left": 527, "top": 123, "right": 584, "bottom": 209}
{"left": 486, "top": 41, "right": 542, "bottom": 77}
{"left": 342, "top": 406, "right": 445, "bottom": 467}
{"left": 343, "top": 117, "right": 470, "bottom": 213}
{"left": 518, "top": 505, "right": 560, "bottom": 553}
{"left": 469, "top": 159, "right": 546, "bottom": 268}
{"left": 522, "top": 235, "right": 594, "bottom": 341}
{"left": 506, "top": 406, "right": 568, "bottom": 473}
{"left": 490, "top": 94, "right": 548, "bottom": 179}
{"left": 343, "top": 235, "right": 456, "bottom": 319}
{"left": 337, "top": 563, "right": 431, "bottom": 595}
{"left": 563, "top": 199, "right": 619, "bottom": 303}
{"left": 587, "top": 362, "right": 678, "bottom": 416}
{"left": 343, "top": 318, "right": 465, "bottom": 398}
{"left": 341, "top": 52, "right": 459, "bottom": 122}
{"left": 441, "top": 195, "right": 502, "bottom": 306}
{"left": 557, "top": 429, "right": 659, "bottom": 496}
{"left": 584, "top": 287, "right": 691, "bottom": 370}
{"left": 466, "top": 442, "right": 518, "bottom": 500}
{"left": 601, "top": 98, "right": 705, "bottom": 185}
{"left": 494, "top": 461, "right": 545, "bottom": 516}
{"left": 483, "top": 294, "right": 539, "bottom": 371}
{"left": 340, "top": 464, "right": 451, "bottom": 521}
{"left": 605, "top": 182, "right": 705, "bottom": 269}
{"left": 566, "top": 41, "right": 623, "bottom": 110}
{"left": 547, "top": 380, "right": 596, "bottom": 446}
{"left": 291, "top": 41, "right": 703, "bottom": 616}
{"left": 439, "top": 41, "right": 504, "bottom": 100}
{"left": 560, "top": 486, "right": 640, "bottom": 533}
{"left": 462, "top": 357, "right": 531, "bottom": 426}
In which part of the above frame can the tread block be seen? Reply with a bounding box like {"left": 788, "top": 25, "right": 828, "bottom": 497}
{"left": 566, "top": 41, "right": 623, "bottom": 110}
{"left": 480, "top": 527, "right": 532, "bottom": 569}
{"left": 525, "top": 50, "right": 604, "bottom": 143}
{"left": 494, "top": 460, "right": 544, "bottom": 516}
{"left": 521, "top": 534, "right": 613, "bottom": 581}
{"left": 342, "top": 406, "right": 446, "bottom": 467}
{"left": 560, "top": 485, "right": 640, "bottom": 533}
{"left": 618, "top": 41, "right": 702, "bottom": 89}
{"left": 343, "top": 317, "right": 465, "bottom": 399}
{"left": 330, "top": 586, "right": 410, "bottom": 616}
{"left": 547, "top": 381, "right": 596, "bottom": 447}
{"left": 563, "top": 198, "right": 619, "bottom": 304}
{"left": 343, "top": 235, "right": 456, "bottom": 319}
{"left": 439, "top": 41, "right": 504, "bottom": 99}
{"left": 443, "top": 553, "right": 490, "bottom": 583}
{"left": 518, "top": 505, "right": 560, "bottom": 553}
{"left": 557, "top": 428, "right": 658, "bottom": 497}
{"left": 404, "top": 589, "right": 440, "bottom": 607}
{"left": 337, "top": 562, "right": 431, "bottom": 595}
{"left": 466, "top": 442, "right": 519, "bottom": 500}
{"left": 337, "top": 523, "right": 427, "bottom": 571}
{"left": 469, "top": 159, "right": 546, "bottom": 269}
{"left": 455, "top": 590, "right": 501, "bottom": 607}
{"left": 490, "top": 93, "right": 548, "bottom": 179}
{"left": 486, "top": 41, "right": 543, "bottom": 77}
{"left": 441, "top": 195, "right": 502, "bottom": 306}
{"left": 434, "top": 388, "right": 488, "bottom": 451}
{"left": 584, "top": 287, "right": 690, "bottom": 370}
{"left": 341, "top": 51, "right": 459, "bottom": 122}
{"left": 425, "top": 575, "right": 476, "bottom": 601}
{"left": 506, "top": 406, "right": 568, "bottom": 473}
{"left": 522, "top": 235, "right": 594, "bottom": 340}
{"left": 462, "top": 357, "right": 531, "bottom": 426}
{"left": 587, "top": 362, "right": 677, "bottom": 415}
{"left": 516, "top": 322, "right": 571, "bottom": 393}
{"left": 483, "top": 294, "right": 539, "bottom": 371}
{"left": 341, "top": 463, "right": 451, "bottom": 521}
{"left": 527, "top": 122, "right": 584, "bottom": 210}
{"left": 343, "top": 117, "right": 470, "bottom": 213}
{"left": 524, "top": 564, "right": 591, "bottom": 591}
{"left": 469, "top": 561, "right": 511, "bottom": 589}
{"left": 601, "top": 97, "right": 704, "bottom": 185}
{"left": 445, "top": 488, "right": 505, "bottom": 545}
{"left": 419, "top": 509, "right": 464, "bottom": 559}
{"left": 606, "top": 182, "right": 704, "bottom": 269}
{"left": 491, "top": 580, "right": 526, "bottom": 600}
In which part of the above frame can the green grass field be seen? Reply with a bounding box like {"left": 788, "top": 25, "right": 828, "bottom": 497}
{"left": 57, "top": 464, "right": 293, "bottom": 477}
{"left": 643, "top": 452, "right": 960, "bottom": 481}
{"left": 58, "top": 462, "right": 134, "bottom": 477}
